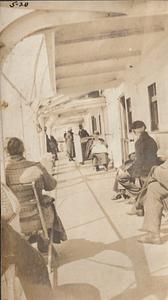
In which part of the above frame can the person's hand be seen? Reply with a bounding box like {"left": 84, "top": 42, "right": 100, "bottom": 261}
{"left": 118, "top": 169, "right": 128, "bottom": 177}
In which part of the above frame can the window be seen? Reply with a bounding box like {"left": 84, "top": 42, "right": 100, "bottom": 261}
{"left": 148, "top": 83, "right": 159, "bottom": 131}
{"left": 126, "top": 98, "right": 132, "bottom": 132}
{"left": 98, "top": 115, "right": 102, "bottom": 134}
{"left": 91, "top": 116, "right": 97, "bottom": 133}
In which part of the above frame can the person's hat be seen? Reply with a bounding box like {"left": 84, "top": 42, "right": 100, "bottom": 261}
{"left": 132, "top": 120, "right": 146, "bottom": 130}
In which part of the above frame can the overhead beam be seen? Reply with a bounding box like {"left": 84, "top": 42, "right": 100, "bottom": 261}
{"left": 53, "top": 13, "right": 167, "bottom": 45}
{"left": 57, "top": 71, "right": 124, "bottom": 89}
{"left": 57, "top": 78, "right": 123, "bottom": 95}
{"left": 0, "top": 10, "right": 106, "bottom": 64}
{"left": 57, "top": 66, "right": 126, "bottom": 80}
{"left": 56, "top": 56, "right": 139, "bottom": 79}
{"left": 55, "top": 26, "right": 164, "bottom": 46}
{"left": 43, "top": 97, "right": 106, "bottom": 117}
{"left": 56, "top": 50, "right": 141, "bottom": 67}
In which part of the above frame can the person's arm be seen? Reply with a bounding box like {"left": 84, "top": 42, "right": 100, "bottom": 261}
{"left": 133, "top": 138, "right": 145, "bottom": 176}
{"left": 51, "top": 136, "right": 58, "bottom": 147}
{"left": 84, "top": 130, "right": 89, "bottom": 137}
{"left": 151, "top": 162, "right": 168, "bottom": 189}
{"left": 37, "top": 163, "right": 57, "bottom": 191}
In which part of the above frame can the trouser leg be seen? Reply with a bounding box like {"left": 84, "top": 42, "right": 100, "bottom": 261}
{"left": 113, "top": 174, "right": 119, "bottom": 192}
{"left": 118, "top": 172, "right": 140, "bottom": 194}
{"left": 142, "top": 182, "right": 166, "bottom": 234}
{"left": 96, "top": 165, "right": 100, "bottom": 171}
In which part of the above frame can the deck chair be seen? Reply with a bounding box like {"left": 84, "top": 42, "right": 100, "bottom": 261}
{"left": 162, "top": 194, "right": 168, "bottom": 224}
{"left": 17, "top": 181, "right": 58, "bottom": 287}
{"left": 19, "top": 167, "right": 58, "bottom": 286}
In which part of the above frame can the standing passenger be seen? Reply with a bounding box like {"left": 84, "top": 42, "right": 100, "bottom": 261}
{"left": 78, "top": 124, "right": 89, "bottom": 164}
{"left": 44, "top": 126, "right": 58, "bottom": 166}
{"left": 66, "top": 128, "right": 76, "bottom": 161}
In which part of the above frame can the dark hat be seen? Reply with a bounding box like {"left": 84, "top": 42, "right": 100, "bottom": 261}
{"left": 132, "top": 120, "right": 146, "bottom": 130}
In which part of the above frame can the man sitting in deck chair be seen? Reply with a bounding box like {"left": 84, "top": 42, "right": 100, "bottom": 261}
{"left": 137, "top": 153, "right": 168, "bottom": 244}
{"left": 5, "top": 137, "right": 67, "bottom": 253}
{"left": 91, "top": 131, "right": 109, "bottom": 171}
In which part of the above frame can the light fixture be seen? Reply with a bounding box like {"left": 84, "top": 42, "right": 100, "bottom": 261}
{"left": 0, "top": 101, "right": 8, "bottom": 109}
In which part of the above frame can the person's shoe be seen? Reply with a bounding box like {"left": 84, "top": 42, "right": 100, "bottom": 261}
{"left": 111, "top": 193, "right": 122, "bottom": 200}
{"left": 37, "top": 235, "right": 49, "bottom": 253}
{"left": 122, "top": 193, "right": 130, "bottom": 199}
{"left": 136, "top": 209, "right": 144, "bottom": 216}
{"left": 137, "top": 234, "right": 161, "bottom": 245}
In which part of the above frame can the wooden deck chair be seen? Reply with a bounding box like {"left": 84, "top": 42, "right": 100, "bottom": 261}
{"left": 19, "top": 164, "right": 58, "bottom": 287}
{"left": 16, "top": 181, "right": 58, "bottom": 287}
{"left": 162, "top": 194, "right": 168, "bottom": 224}
{"left": 31, "top": 181, "right": 58, "bottom": 275}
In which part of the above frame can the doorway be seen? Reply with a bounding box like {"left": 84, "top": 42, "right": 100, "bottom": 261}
{"left": 119, "top": 96, "right": 129, "bottom": 162}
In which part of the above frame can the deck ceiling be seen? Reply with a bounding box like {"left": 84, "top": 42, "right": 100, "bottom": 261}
{"left": 1, "top": 1, "right": 168, "bottom": 122}
{"left": 45, "top": 8, "right": 168, "bottom": 96}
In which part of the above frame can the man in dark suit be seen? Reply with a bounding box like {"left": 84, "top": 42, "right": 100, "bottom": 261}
{"left": 111, "top": 121, "right": 158, "bottom": 201}
{"left": 44, "top": 126, "right": 59, "bottom": 165}
{"left": 78, "top": 124, "right": 89, "bottom": 164}
{"left": 131, "top": 120, "right": 158, "bottom": 180}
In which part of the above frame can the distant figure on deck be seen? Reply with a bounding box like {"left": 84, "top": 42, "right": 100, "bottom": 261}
{"left": 44, "top": 126, "right": 59, "bottom": 166}
{"left": 91, "top": 131, "right": 109, "bottom": 171}
{"left": 78, "top": 124, "right": 89, "bottom": 164}
{"left": 66, "top": 128, "right": 76, "bottom": 161}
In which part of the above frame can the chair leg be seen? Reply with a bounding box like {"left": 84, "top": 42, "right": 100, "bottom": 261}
{"left": 5, "top": 264, "right": 15, "bottom": 300}
{"left": 47, "top": 228, "right": 58, "bottom": 288}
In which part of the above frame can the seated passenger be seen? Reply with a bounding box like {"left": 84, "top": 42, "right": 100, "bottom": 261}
{"left": 137, "top": 154, "right": 168, "bottom": 244}
{"left": 131, "top": 120, "right": 158, "bottom": 180}
{"left": 91, "top": 131, "right": 109, "bottom": 171}
{"left": 2, "top": 219, "right": 54, "bottom": 300}
{"left": 112, "top": 121, "right": 158, "bottom": 200}
{"left": 5, "top": 137, "right": 67, "bottom": 253}
{"left": 111, "top": 152, "right": 139, "bottom": 200}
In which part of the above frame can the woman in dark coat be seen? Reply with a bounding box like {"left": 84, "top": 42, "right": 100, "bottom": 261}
{"left": 66, "top": 128, "right": 75, "bottom": 161}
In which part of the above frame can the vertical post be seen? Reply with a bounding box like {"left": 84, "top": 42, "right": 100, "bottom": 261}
{"left": 0, "top": 105, "right": 6, "bottom": 183}
{"left": 45, "top": 31, "right": 56, "bottom": 95}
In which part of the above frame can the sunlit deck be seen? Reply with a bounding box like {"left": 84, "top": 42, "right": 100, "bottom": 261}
{"left": 51, "top": 153, "right": 168, "bottom": 300}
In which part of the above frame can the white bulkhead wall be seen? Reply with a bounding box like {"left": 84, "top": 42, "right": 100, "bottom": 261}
{"left": 1, "top": 34, "right": 54, "bottom": 162}
{"left": 104, "top": 35, "right": 168, "bottom": 167}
